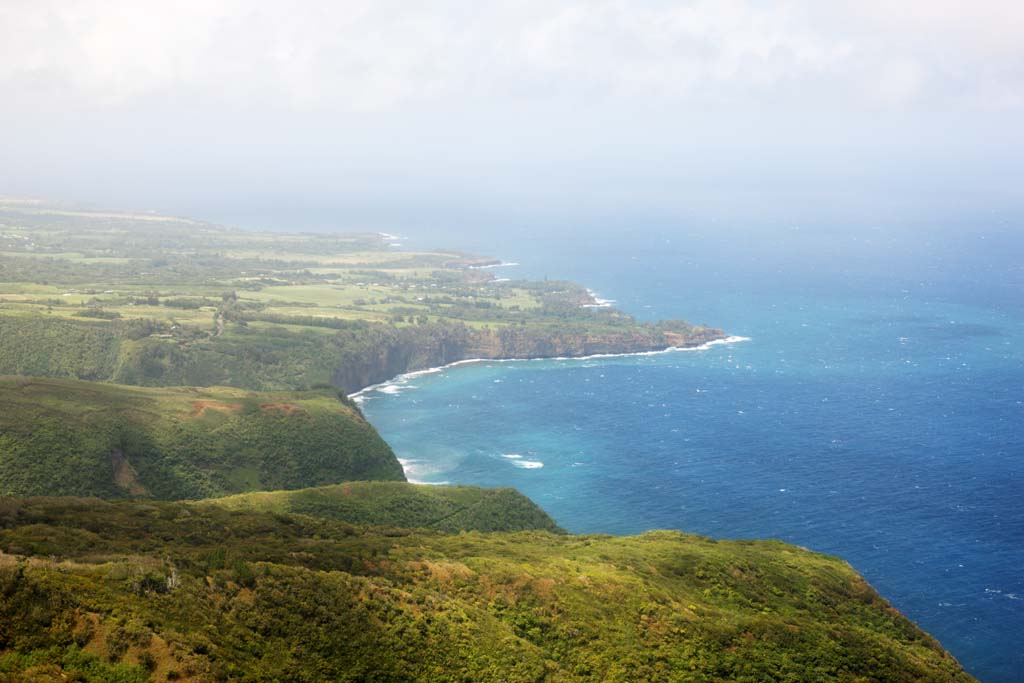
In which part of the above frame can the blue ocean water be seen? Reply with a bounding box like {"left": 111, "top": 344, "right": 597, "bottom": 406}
{"left": 357, "top": 221, "right": 1023, "bottom": 682}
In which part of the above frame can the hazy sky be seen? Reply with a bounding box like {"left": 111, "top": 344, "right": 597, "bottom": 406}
{"left": 2, "top": 1, "right": 1022, "bottom": 230}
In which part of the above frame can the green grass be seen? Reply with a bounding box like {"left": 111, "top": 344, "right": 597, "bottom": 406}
{"left": 244, "top": 283, "right": 395, "bottom": 307}
{"left": 204, "top": 481, "right": 564, "bottom": 534}
{"left": 0, "top": 377, "right": 404, "bottom": 500}
{"left": 0, "top": 497, "right": 976, "bottom": 682}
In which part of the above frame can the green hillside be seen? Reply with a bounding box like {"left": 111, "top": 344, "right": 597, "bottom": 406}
{"left": 0, "top": 378, "right": 403, "bottom": 500}
{"left": 0, "top": 497, "right": 973, "bottom": 682}
{"left": 204, "top": 481, "right": 564, "bottom": 533}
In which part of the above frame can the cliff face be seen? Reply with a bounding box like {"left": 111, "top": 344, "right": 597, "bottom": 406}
{"left": 0, "top": 312, "right": 725, "bottom": 394}
{"left": 484, "top": 324, "right": 725, "bottom": 358}
{"left": 333, "top": 322, "right": 727, "bottom": 392}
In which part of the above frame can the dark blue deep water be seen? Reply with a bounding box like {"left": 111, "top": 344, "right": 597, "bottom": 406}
{"left": 356, "top": 220, "right": 1023, "bottom": 682}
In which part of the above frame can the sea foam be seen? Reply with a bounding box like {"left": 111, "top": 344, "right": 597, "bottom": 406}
{"left": 513, "top": 460, "right": 544, "bottom": 469}
{"left": 581, "top": 288, "right": 616, "bottom": 308}
{"left": 397, "top": 457, "right": 448, "bottom": 485}
{"left": 348, "top": 336, "right": 751, "bottom": 401}
{"left": 469, "top": 261, "right": 520, "bottom": 269}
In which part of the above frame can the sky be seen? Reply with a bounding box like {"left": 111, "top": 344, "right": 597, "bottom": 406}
{"left": 2, "top": 0, "right": 1022, "bottom": 231}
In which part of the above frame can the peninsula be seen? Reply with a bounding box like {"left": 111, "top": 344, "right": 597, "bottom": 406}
{"left": 0, "top": 198, "right": 723, "bottom": 393}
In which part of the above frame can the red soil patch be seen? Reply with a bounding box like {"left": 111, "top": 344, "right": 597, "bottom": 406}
{"left": 663, "top": 331, "right": 687, "bottom": 346}
{"left": 189, "top": 400, "right": 244, "bottom": 418}
{"left": 111, "top": 449, "right": 150, "bottom": 497}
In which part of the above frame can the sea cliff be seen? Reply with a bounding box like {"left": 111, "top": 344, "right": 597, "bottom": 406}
{"left": 330, "top": 320, "right": 726, "bottom": 393}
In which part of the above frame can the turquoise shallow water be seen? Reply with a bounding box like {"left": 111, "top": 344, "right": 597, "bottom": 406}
{"left": 358, "top": 222, "right": 1023, "bottom": 682}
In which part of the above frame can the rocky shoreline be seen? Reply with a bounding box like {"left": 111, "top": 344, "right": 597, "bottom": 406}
{"left": 333, "top": 321, "right": 729, "bottom": 394}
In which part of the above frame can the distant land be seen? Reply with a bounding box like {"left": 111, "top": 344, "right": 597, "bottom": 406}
{"left": 0, "top": 199, "right": 974, "bottom": 681}
{"left": 0, "top": 197, "right": 724, "bottom": 394}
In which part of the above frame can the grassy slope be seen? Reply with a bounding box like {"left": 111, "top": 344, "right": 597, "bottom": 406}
{"left": 0, "top": 497, "right": 974, "bottom": 683}
{"left": 0, "top": 377, "right": 404, "bottom": 500}
{"left": 204, "top": 481, "right": 564, "bottom": 534}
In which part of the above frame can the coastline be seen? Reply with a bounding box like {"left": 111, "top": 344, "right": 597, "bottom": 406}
{"left": 350, "top": 334, "right": 751, "bottom": 403}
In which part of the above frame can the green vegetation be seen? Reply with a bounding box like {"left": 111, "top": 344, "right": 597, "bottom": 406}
{"left": 0, "top": 199, "right": 972, "bottom": 681}
{"left": 0, "top": 199, "right": 722, "bottom": 392}
{"left": 0, "top": 497, "right": 974, "bottom": 682}
{"left": 0, "top": 377, "right": 403, "bottom": 500}
{"left": 204, "top": 481, "right": 564, "bottom": 534}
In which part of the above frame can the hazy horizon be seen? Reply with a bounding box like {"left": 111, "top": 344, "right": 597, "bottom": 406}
{"left": 3, "top": 1, "right": 1022, "bottom": 233}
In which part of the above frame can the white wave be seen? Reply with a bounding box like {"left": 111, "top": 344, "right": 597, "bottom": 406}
{"left": 397, "top": 458, "right": 449, "bottom": 485}
{"left": 348, "top": 366, "right": 447, "bottom": 400}
{"left": 377, "top": 383, "right": 416, "bottom": 394}
{"left": 401, "top": 367, "right": 444, "bottom": 380}
{"left": 397, "top": 457, "right": 420, "bottom": 478}
{"left": 705, "top": 335, "right": 751, "bottom": 347}
{"left": 348, "top": 336, "right": 752, "bottom": 400}
{"left": 581, "top": 288, "right": 616, "bottom": 308}
{"left": 469, "top": 261, "right": 520, "bottom": 269}
{"left": 492, "top": 277, "right": 511, "bottom": 283}
{"left": 512, "top": 460, "right": 544, "bottom": 469}
{"left": 498, "top": 453, "right": 543, "bottom": 468}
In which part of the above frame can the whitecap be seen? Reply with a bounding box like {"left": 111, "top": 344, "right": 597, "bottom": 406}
{"left": 581, "top": 288, "right": 616, "bottom": 308}
{"left": 377, "top": 384, "right": 416, "bottom": 395}
{"left": 398, "top": 458, "right": 449, "bottom": 485}
{"left": 513, "top": 460, "right": 544, "bottom": 469}
{"left": 469, "top": 261, "right": 520, "bottom": 269}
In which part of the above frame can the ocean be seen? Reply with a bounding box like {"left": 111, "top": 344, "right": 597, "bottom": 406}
{"left": 352, "top": 218, "right": 1023, "bottom": 682}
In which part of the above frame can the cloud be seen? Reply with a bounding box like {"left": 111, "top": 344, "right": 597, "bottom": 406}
{"left": 1, "top": 0, "right": 1020, "bottom": 223}
{"left": 2, "top": 0, "right": 1021, "bottom": 113}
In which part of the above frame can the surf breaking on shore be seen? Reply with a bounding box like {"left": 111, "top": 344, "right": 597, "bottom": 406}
{"left": 349, "top": 335, "right": 751, "bottom": 403}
